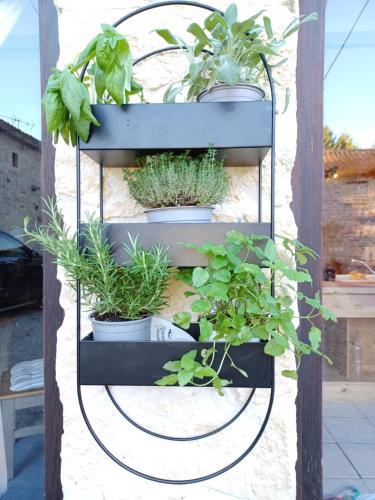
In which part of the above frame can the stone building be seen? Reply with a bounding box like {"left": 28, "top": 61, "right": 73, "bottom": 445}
{"left": 0, "top": 119, "right": 41, "bottom": 239}
{"left": 323, "top": 149, "right": 375, "bottom": 273}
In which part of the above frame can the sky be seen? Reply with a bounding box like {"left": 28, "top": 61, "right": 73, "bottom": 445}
{"left": 0, "top": 0, "right": 374, "bottom": 146}
{"left": 325, "top": 0, "right": 375, "bottom": 147}
{"left": 0, "top": 0, "right": 40, "bottom": 138}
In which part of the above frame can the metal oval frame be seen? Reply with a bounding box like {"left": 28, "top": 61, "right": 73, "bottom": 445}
{"left": 105, "top": 384, "right": 256, "bottom": 441}
{"left": 76, "top": 0, "right": 276, "bottom": 484}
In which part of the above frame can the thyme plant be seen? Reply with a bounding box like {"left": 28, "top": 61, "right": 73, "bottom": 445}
{"left": 155, "top": 230, "right": 335, "bottom": 395}
{"left": 123, "top": 148, "right": 229, "bottom": 208}
{"left": 24, "top": 199, "right": 172, "bottom": 321}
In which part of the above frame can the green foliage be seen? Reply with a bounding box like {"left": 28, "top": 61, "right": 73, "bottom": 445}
{"left": 123, "top": 148, "right": 229, "bottom": 208}
{"left": 323, "top": 126, "right": 357, "bottom": 150}
{"left": 155, "top": 230, "right": 335, "bottom": 394}
{"left": 157, "top": 5, "right": 317, "bottom": 102}
{"left": 42, "top": 24, "right": 143, "bottom": 146}
{"left": 23, "top": 199, "right": 172, "bottom": 320}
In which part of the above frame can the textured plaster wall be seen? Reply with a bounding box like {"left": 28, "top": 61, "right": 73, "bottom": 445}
{"left": 53, "top": 1, "right": 299, "bottom": 498}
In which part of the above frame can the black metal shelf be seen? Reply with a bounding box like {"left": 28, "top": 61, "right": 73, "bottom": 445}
{"left": 75, "top": 1, "right": 277, "bottom": 484}
{"left": 80, "top": 333, "right": 274, "bottom": 388}
{"left": 83, "top": 222, "right": 271, "bottom": 267}
{"left": 79, "top": 101, "right": 272, "bottom": 167}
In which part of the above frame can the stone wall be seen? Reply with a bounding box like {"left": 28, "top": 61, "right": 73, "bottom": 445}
{"left": 323, "top": 177, "right": 375, "bottom": 272}
{"left": 0, "top": 121, "right": 41, "bottom": 240}
{"left": 53, "top": 1, "right": 300, "bottom": 498}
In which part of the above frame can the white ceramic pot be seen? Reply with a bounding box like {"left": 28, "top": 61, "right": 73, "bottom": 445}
{"left": 197, "top": 84, "right": 265, "bottom": 103}
{"left": 91, "top": 315, "right": 151, "bottom": 341}
{"left": 145, "top": 206, "right": 214, "bottom": 223}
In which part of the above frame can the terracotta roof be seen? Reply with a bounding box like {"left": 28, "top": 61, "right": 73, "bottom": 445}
{"left": 0, "top": 119, "right": 41, "bottom": 151}
{"left": 324, "top": 149, "right": 375, "bottom": 179}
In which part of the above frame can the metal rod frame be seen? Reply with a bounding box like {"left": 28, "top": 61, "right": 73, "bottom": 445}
{"left": 105, "top": 385, "right": 256, "bottom": 441}
{"left": 76, "top": 0, "right": 276, "bottom": 485}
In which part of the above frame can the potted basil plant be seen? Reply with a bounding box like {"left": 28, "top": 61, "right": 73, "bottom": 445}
{"left": 42, "top": 23, "right": 143, "bottom": 146}
{"left": 24, "top": 199, "right": 172, "bottom": 341}
{"left": 123, "top": 148, "right": 229, "bottom": 223}
{"left": 156, "top": 4, "right": 317, "bottom": 103}
{"left": 156, "top": 230, "right": 335, "bottom": 395}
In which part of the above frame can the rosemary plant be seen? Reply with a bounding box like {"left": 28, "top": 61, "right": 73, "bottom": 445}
{"left": 123, "top": 148, "right": 229, "bottom": 208}
{"left": 24, "top": 199, "right": 172, "bottom": 321}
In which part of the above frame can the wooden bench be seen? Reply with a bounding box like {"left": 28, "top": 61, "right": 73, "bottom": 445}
{"left": 0, "top": 364, "right": 44, "bottom": 480}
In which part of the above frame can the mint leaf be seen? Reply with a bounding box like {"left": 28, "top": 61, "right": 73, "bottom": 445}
{"left": 308, "top": 326, "right": 321, "bottom": 351}
{"left": 178, "top": 370, "right": 194, "bottom": 386}
{"left": 264, "top": 339, "right": 285, "bottom": 356}
{"left": 191, "top": 299, "right": 211, "bottom": 313}
{"left": 155, "top": 374, "right": 178, "bottom": 386}
{"left": 181, "top": 350, "right": 197, "bottom": 370}
{"left": 212, "top": 269, "right": 231, "bottom": 283}
{"left": 199, "top": 318, "right": 213, "bottom": 341}
{"left": 192, "top": 267, "right": 209, "bottom": 288}
{"left": 173, "top": 311, "right": 191, "bottom": 329}
{"left": 163, "top": 361, "right": 181, "bottom": 373}
{"left": 282, "top": 369, "right": 298, "bottom": 380}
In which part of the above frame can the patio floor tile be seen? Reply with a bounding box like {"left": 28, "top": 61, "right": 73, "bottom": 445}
{"left": 323, "top": 425, "right": 336, "bottom": 444}
{"left": 323, "top": 403, "right": 363, "bottom": 418}
{"left": 340, "top": 444, "right": 375, "bottom": 478}
{"left": 1, "top": 488, "right": 44, "bottom": 500}
{"left": 324, "top": 417, "right": 375, "bottom": 444}
{"left": 363, "top": 478, "right": 375, "bottom": 491}
{"left": 355, "top": 403, "right": 375, "bottom": 420}
{"left": 323, "top": 444, "right": 359, "bottom": 478}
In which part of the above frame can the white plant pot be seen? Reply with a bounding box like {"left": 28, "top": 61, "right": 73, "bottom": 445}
{"left": 197, "top": 84, "right": 265, "bottom": 103}
{"left": 145, "top": 206, "right": 214, "bottom": 223}
{"left": 91, "top": 315, "right": 151, "bottom": 341}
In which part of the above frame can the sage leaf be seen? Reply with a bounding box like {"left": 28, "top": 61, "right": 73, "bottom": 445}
{"left": 155, "top": 29, "right": 178, "bottom": 45}
{"left": 224, "top": 4, "right": 238, "bottom": 26}
{"left": 187, "top": 22, "right": 210, "bottom": 46}
{"left": 217, "top": 55, "right": 240, "bottom": 85}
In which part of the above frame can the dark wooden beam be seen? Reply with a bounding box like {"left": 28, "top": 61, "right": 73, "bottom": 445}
{"left": 292, "top": 1, "right": 325, "bottom": 499}
{"left": 39, "top": 1, "right": 64, "bottom": 499}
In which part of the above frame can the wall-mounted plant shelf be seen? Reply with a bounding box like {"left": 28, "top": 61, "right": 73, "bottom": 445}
{"left": 81, "top": 222, "right": 271, "bottom": 267}
{"left": 80, "top": 333, "right": 274, "bottom": 388}
{"left": 75, "top": 1, "right": 277, "bottom": 484}
{"left": 79, "top": 101, "right": 272, "bottom": 167}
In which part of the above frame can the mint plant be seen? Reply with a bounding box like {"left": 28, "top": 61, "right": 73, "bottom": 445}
{"left": 42, "top": 24, "right": 143, "bottom": 146}
{"left": 155, "top": 230, "right": 335, "bottom": 395}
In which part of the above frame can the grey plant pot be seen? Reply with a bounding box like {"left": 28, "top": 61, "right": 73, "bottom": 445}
{"left": 91, "top": 315, "right": 151, "bottom": 341}
{"left": 197, "top": 84, "right": 265, "bottom": 103}
{"left": 145, "top": 206, "right": 214, "bottom": 223}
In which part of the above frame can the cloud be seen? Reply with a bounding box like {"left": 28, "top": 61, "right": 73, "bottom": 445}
{"left": 0, "top": 0, "right": 23, "bottom": 47}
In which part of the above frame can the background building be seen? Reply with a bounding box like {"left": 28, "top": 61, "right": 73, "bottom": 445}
{"left": 0, "top": 118, "right": 41, "bottom": 239}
